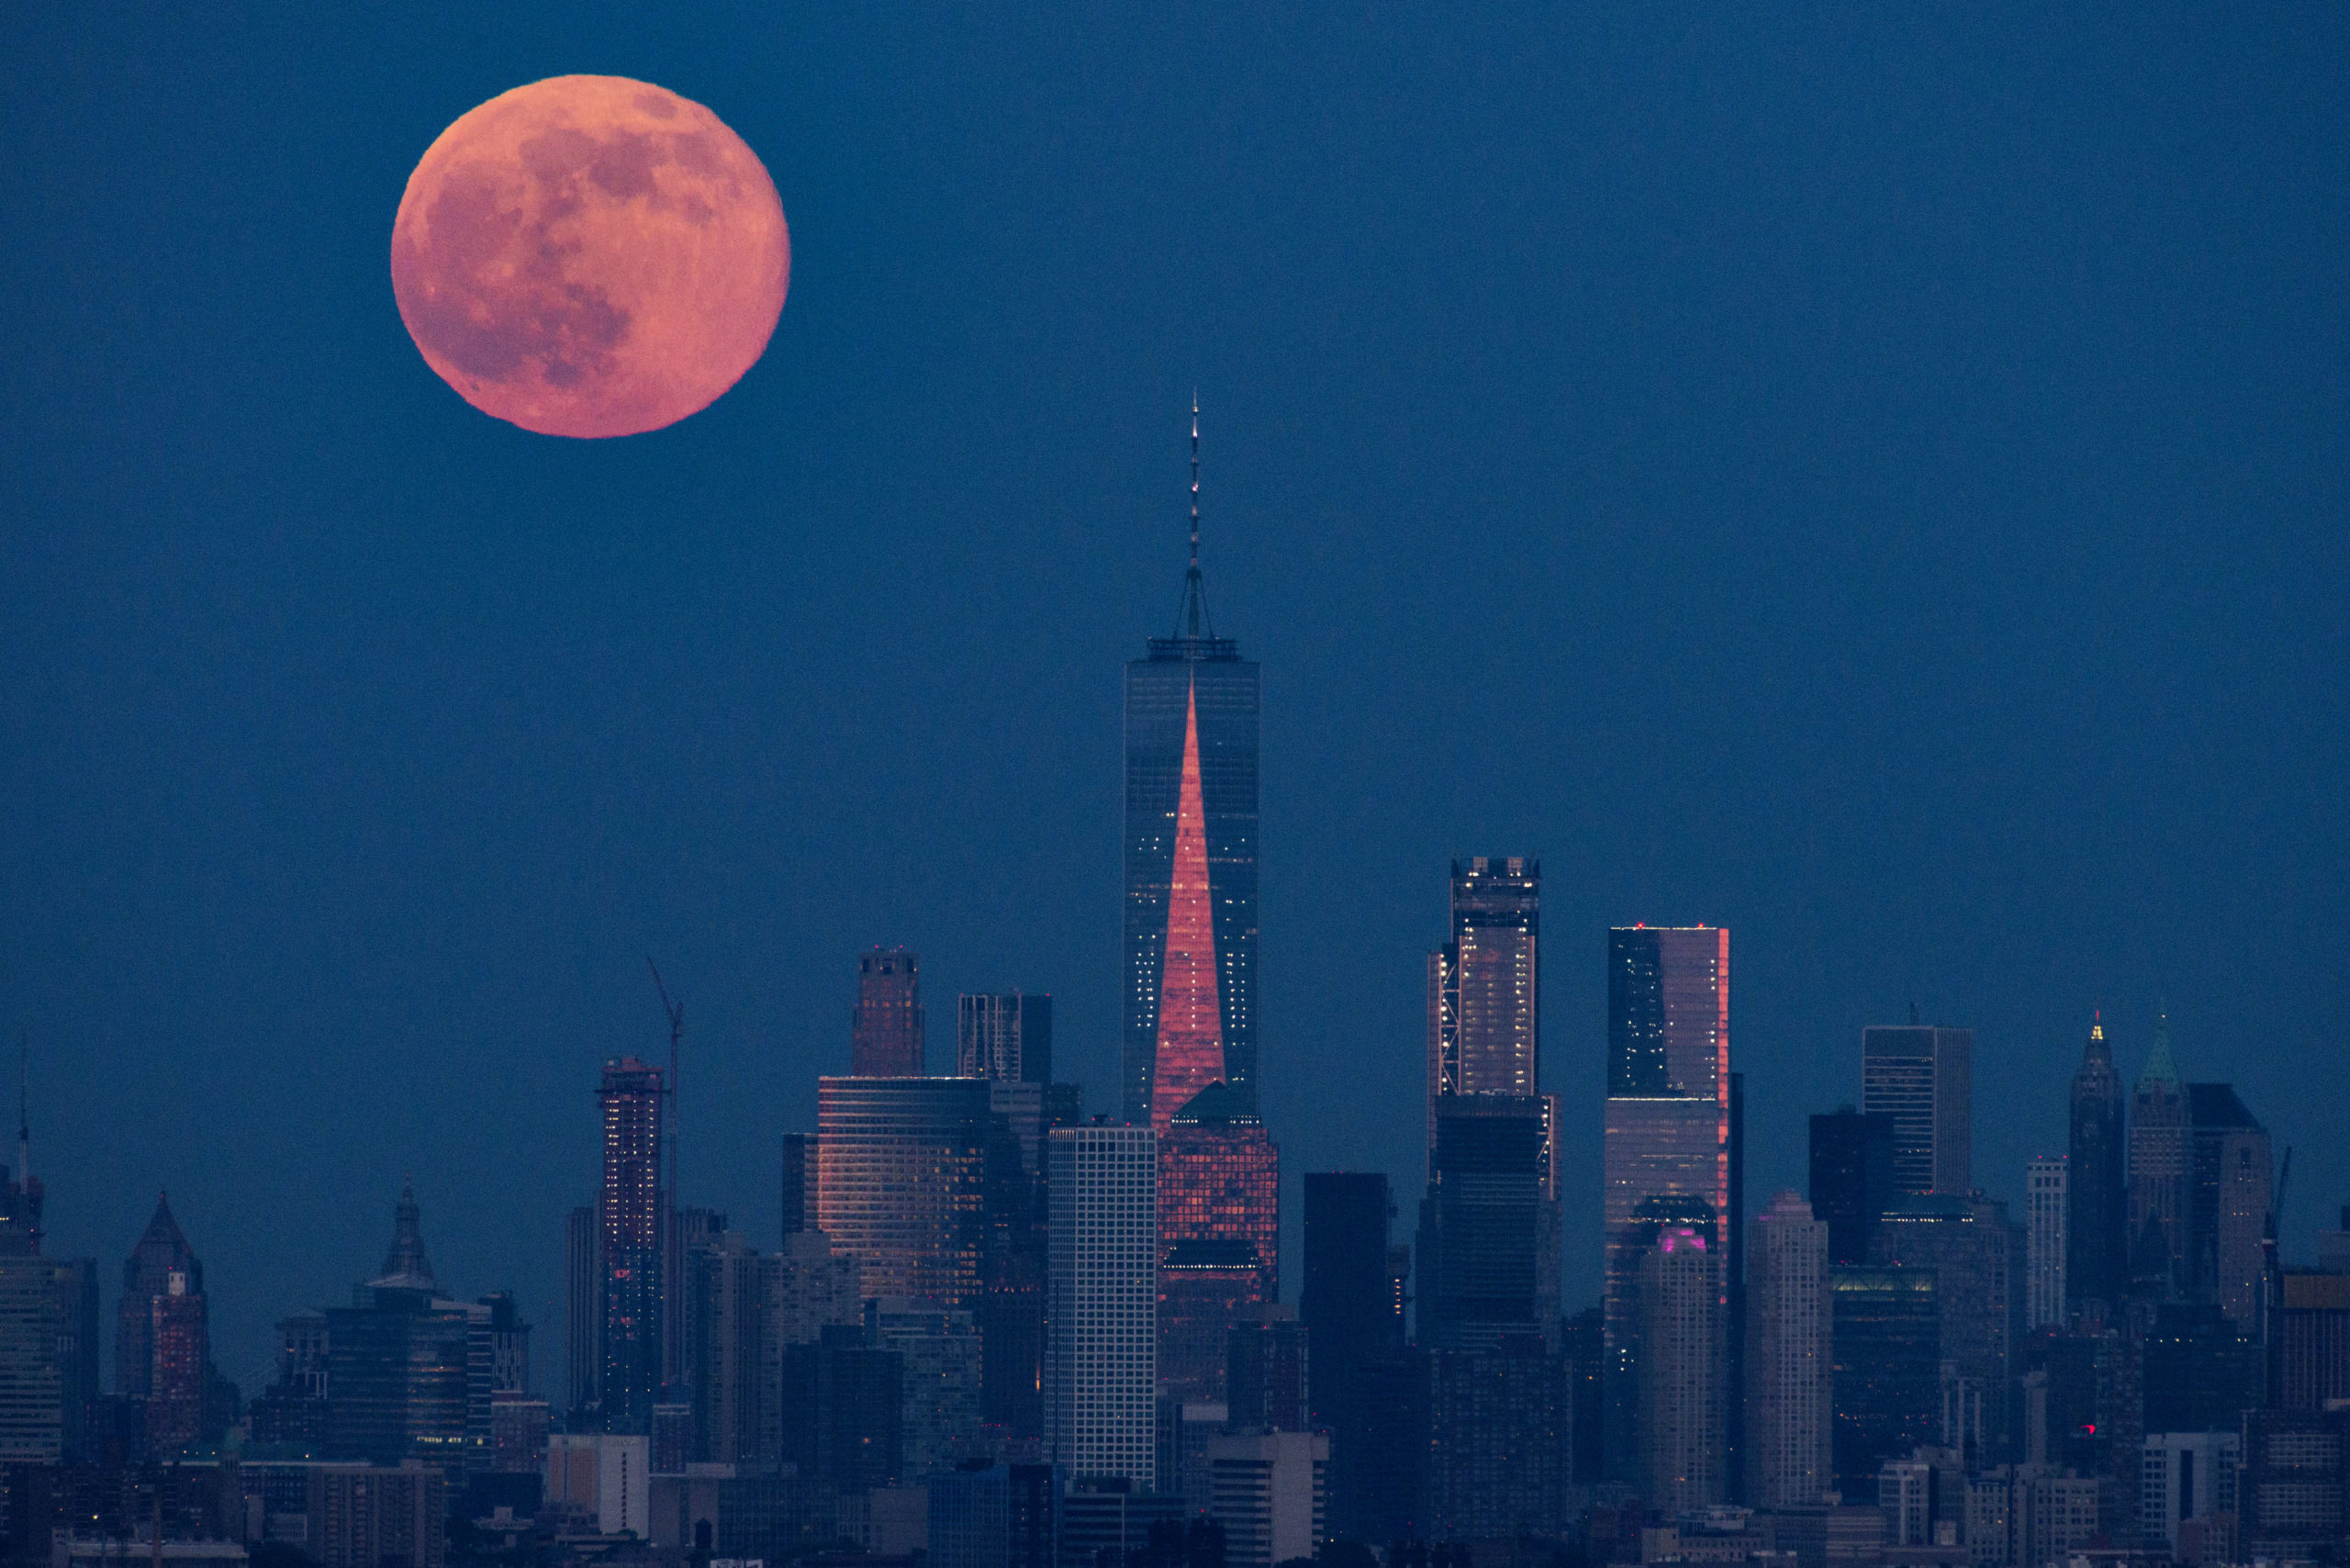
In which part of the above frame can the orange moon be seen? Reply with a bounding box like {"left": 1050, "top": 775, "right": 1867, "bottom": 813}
{"left": 391, "top": 75, "right": 789, "bottom": 439}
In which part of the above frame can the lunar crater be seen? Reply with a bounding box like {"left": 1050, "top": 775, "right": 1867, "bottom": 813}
{"left": 391, "top": 74, "right": 788, "bottom": 437}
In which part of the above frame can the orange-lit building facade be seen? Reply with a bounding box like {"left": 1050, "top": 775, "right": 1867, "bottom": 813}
{"left": 1157, "top": 1082, "right": 1279, "bottom": 1403}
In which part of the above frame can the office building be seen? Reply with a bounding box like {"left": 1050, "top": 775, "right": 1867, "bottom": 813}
{"left": 1123, "top": 421, "right": 1259, "bottom": 1127}
{"left": 1157, "top": 1081, "right": 1278, "bottom": 1402}
{"left": 779, "top": 1133, "right": 815, "bottom": 1240}
{"left": 778, "top": 1322, "right": 902, "bottom": 1488}
{"left": 1208, "top": 1428, "right": 1328, "bottom": 1568}
{"left": 1829, "top": 1265, "right": 1939, "bottom": 1496}
{"left": 1046, "top": 1124, "right": 1158, "bottom": 1487}
{"left": 491, "top": 1392, "right": 548, "bottom": 1474}
{"left": 116, "top": 1192, "right": 203, "bottom": 1403}
{"left": 1872, "top": 1194, "right": 2016, "bottom": 1465}
{"left": 1226, "top": 1304, "right": 1308, "bottom": 1432}
{"left": 1862, "top": 1023, "right": 1972, "bottom": 1196}
{"left": 1427, "top": 1338, "right": 1569, "bottom": 1538}
{"left": 1159, "top": 1395, "right": 1230, "bottom": 1513}
{"left": 930, "top": 1462, "right": 1061, "bottom": 1568}
{"left": 1302, "top": 1172, "right": 1403, "bottom": 1540}
{"left": 2274, "top": 1268, "right": 2350, "bottom": 1410}
{"left": 979, "top": 1086, "right": 1049, "bottom": 1442}
{"left": 597, "top": 1057, "right": 666, "bottom": 1434}
{"left": 2065, "top": 1015, "right": 2128, "bottom": 1318}
{"left": 2128, "top": 1010, "right": 2189, "bottom": 1298}
{"left": 767, "top": 1227, "right": 863, "bottom": 1346}
{"left": 2026, "top": 1157, "right": 2067, "bottom": 1330}
{"left": 1426, "top": 857, "right": 1540, "bottom": 1152}
{"left": 51, "top": 1256, "right": 99, "bottom": 1459}
{"left": 1808, "top": 1107, "right": 1896, "bottom": 1268}
{"left": 2140, "top": 1430, "right": 2239, "bottom": 1555}
{"left": 1747, "top": 1192, "right": 1830, "bottom": 1509}
{"left": 686, "top": 1229, "right": 767, "bottom": 1465}
{"left": 959, "top": 992, "right": 1054, "bottom": 1084}
{"left": 564, "top": 1203, "right": 599, "bottom": 1422}
{"left": 0, "top": 1155, "right": 60, "bottom": 1462}
{"left": 853, "top": 946, "right": 925, "bottom": 1076}
{"left": 1299, "top": 1173, "right": 1396, "bottom": 1416}
{"left": 867, "top": 1294, "right": 984, "bottom": 1479}
{"left": 323, "top": 1187, "right": 508, "bottom": 1467}
{"left": 546, "top": 1431, "right": 652, "bottom": 1537}
{"left": 2238, "top": 1406, "right": 2350, "bottom": 1561}
{"left": 1602, "top": 925, "right": 1729, "bottom": 1483}
{"left": 307, "top": 1463, "right": 448, "bottom": 1568}
{"left": 0, "top": 1257, "right": 60, "bottom": 1461}
{"left": 2185, "top": 1082, "right": 2270, "bottom": 1329}
{"left": 1420, "top": 1094, "right": 1549, "bottom": 1352}
{"left": 1639, "top": 1215, "right": 1725, "bottom": 1511}
{"left": 816, "top": 1074, "right": 990, "bottom": 1307}
{"left": 1058, "top": 1477, "right": 1183, "bottom": 1568}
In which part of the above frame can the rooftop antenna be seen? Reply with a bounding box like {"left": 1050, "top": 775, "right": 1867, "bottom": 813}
{"left": 1175, "top": 395, "right": 1214, "bottom": 639}
{"left": 15, "top": 1037, "right": 25, "bottom": 1182}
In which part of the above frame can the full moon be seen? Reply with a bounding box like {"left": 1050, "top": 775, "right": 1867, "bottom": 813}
{"left": 391, "top": 75, "right": 789, "bottom": 439}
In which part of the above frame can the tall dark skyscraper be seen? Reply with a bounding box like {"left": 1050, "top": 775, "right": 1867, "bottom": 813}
{"left": 1304, "top": 1172, "right": 1404, "bottom": 1542}
{"left": 564, "top": 1203, "right": 599, "bottom": 1422}
{"left": 1420, "top": 1094, "right": 1550, "bottom": 1352}
{"left": 2129, "top": 1011, "right": 2188, "bottom": 1298}
{"left": 853, "top": 947, "right": 925, "bottom": 1077}
{"left": 1808, "top": 1107, "right": 1897, "bottom": 1267}
{"left": 1601, "top": 925, "right": 1729, "bottom": 1484}
{"left": 1123, "top": 409, "right": 1259, "bottom": 1129}
{"left": 598, "top": 1056, "right": 666, "bottom": 1434}
{"left": 2065, "top": 1015, "right": 2127, "bottom": 1317}
{"left": 1302, "top": 1174, "right": 1399, "bottom": 1402}
{"left": 1422, "top": 857, "right": 1561, "bottom": 1361}
{"left": 2184, "top": 1081, "right": 2270, "bottom": 1330}
{"left": 957, "top": 992, "right": 1053, "bottom": 1084}
{"left": 1862, "top": 1022, "right": 1973, "bottom": 1196}
{"left": 116, "top": 1193, "right": 204, "bottom": 1410}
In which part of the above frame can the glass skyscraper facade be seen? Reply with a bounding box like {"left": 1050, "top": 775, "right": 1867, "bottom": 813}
{"left": 814, "top": 1076, "right": 990, "bottom": 1309}
{"left": 599, "top": 1056, "right": 666, "bottom": 1435}
{"left": 1601, "top": 924, "right": 1730, "bottom": 1484}
{"left": 1861, "top": 1024, "right": 1973, "bottom": 1196}
{"left": 1122, "top": 634, "right": 1258, "bottom": 1127}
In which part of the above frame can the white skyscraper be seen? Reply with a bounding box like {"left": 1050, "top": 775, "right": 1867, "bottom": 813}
{"left": 2026, "top": 1156, "right": 2068, "bottom": 1330}
{"left": 1745, "top": 1191, "right": 1830, "bottom": 1508}
{"left": 1046, "top": 1124, "right": 1158, "bottom": 1487}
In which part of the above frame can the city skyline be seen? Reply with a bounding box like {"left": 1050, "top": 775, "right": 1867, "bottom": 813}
{"left": 6, "top": 6, "right": 2346, "bottom": 1426}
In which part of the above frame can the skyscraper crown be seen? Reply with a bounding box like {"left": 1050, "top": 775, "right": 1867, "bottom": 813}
{"left": 2138, "top": 1007, "right": 2180, "bottom": 1089}
{"left": 375, "top": 1178, "right": 436, "bottom": 1288}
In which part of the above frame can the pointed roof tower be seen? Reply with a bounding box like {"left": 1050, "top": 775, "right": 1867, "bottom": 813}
{"left": 374, "top": 1178, "right": 436, "bottom": 1289}
{"left": 123, "top": 1191, "right": 201, "bottom": 1296}
{"left": 2138, "top": 1004, "right": 2180, "bottom": 1089}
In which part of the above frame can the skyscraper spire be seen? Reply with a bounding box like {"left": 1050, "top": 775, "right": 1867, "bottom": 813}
{"left": 16, "top": 1039, "right": 27, "bottom": 1183}
{"left": 1176, "top": 396, "right": 1214, "bottom": 639}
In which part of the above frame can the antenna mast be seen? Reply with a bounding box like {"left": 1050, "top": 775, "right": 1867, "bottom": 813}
{"left": 1175, "top": 396, "right": 1214, "bottom": 639}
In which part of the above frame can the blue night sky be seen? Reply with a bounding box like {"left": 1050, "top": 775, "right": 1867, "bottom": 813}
{"left": 3, "top": 5, "right": 2344, "bottom": 1389}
